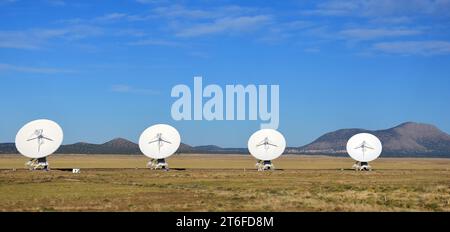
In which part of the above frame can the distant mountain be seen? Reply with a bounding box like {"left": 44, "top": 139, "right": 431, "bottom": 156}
{"left": 56, "top": 138, "right": 196, "bottom": 155}
{"left": 289, "top": 122, "right": 450, "bottom": 157}
{"left": 0, "top": 143, "right": 17, "bottom": 154}
{"left": 0, "top": 138, "right": 242, "bottom": 155}
{"left": 58, "top": 138, "right": 141, "bottom": 154}
{"left": 1, "top": 122, "right": 449, "bottom": 157}
{"left": 193, "top": 145, "right": 247, "bottom": 154}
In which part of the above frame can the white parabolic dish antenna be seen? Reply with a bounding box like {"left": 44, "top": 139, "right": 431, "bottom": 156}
{"left": 139, "top": 124, "right": 181, "bottom": 159}
{"left": 248, "top": 129, "right": 286, "bottom": 161}
{"left": 346, "top": 133, "right": 382, "bottom": 162}
{"left": 15, "top": 119, "right": 64, "bottom": 159}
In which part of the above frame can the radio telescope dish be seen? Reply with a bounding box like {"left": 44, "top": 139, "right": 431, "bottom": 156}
{"left": 139, "top": 124, "right": 181, "bottom": 160}
{"left": 346, "top": 133, "right": 382, "bottom": 162}
{"left": 15, "top": 119, "right": 64, "bottom": 159}
{"left": 248, "top": 129, "right": 286, "bottom": 161}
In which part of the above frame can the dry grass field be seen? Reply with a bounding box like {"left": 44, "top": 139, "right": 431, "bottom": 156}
{"left": 0, "top": 154, "right": 449, "bottom": 212}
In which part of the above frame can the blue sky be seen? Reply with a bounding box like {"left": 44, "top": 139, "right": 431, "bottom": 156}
{"left": 1, "top": 0, "right": 450, "bottom": 147}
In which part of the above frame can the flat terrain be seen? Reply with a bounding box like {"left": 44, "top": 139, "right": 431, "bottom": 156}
{"left": 0, "top": 154, "right": 449, "bottom": 212}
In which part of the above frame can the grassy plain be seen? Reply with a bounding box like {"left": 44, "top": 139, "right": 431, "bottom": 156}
{"left": 0, "top": 154, "right": 449, "bottom": 212}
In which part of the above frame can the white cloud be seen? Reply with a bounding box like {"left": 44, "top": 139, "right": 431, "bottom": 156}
{"left": 259, "top": 20, "right": 319, "bottom": 43}
{"left": 340, "top": 28, "right": 421, "bottom": 40}
{"left": 56, "top": 5, "right": 272, "bottom": 42}
{"left": 369, "top": 16, "right": 412, "bottom": 24}
{"left": 94, "top": 13, "right": 128, "bottom": 23}
{"left": 144, "top": 5, "right": 273, "bottom": 39}
{"left": 152, "top": 5, "right": 254, "bottom": 20}
{"left": 373, "top": 41, "right": 450, "bottom": 55}
{"left": 305, "top": 0, "right": 450, "bottom": 17}
{"left": 62, "top": 13, "right": 130, "bottom": 24}
{"left": 0, "top": 31, "right": 40, "bottom": 49}
{"left": 0, "top": 63, "right": 73, "bottom": 74}
{"left": 304, "top": 1, "right": 359, "bottom": 16}
{"left": 0, "top": 26, "right": 103, "bottom": 49}
{"left": 296, "top": 1, "right": 450, "bottom": 55}
{"left": 176, "top": 15, "right": 272, "bottom": 37}
{"left": 127, "top": 38, "right": 181, "bottom": 47}
{"left": 0, "top": 29, "right": 68, "bottom": 49}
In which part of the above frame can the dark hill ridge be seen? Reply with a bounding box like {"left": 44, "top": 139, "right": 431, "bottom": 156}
{"left": 1, "top": 122, "right": 449, "bottom": 157}
{"left": 192, "top": 145, "right": 247, "bottom": 154}
{"left": 102, "top": 138, "right": 138, "bottom": 149}
{"left": 59, "top": 138, "right": 140, "bottom": 154}
{"left": 0, "top": 138, "right": 236, "bottom": 155}
{"left": 0, "top": 143, "right": 17, "bottom": 154}
{"left": 290, "top": 122, "right": 450, "bottom": 157}
{"left": 57, "top": 138, "right": 194, "bottom": 154}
